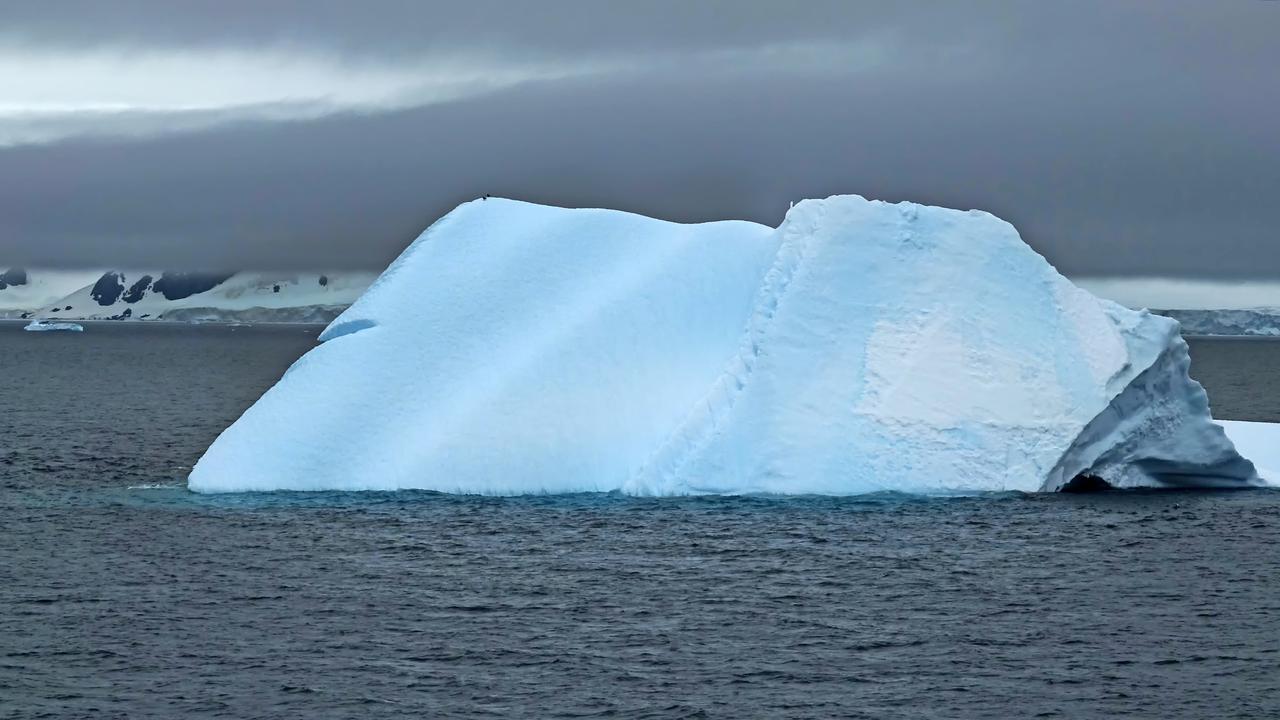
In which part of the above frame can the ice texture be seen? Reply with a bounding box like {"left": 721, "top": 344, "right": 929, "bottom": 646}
{"left": 0, "top": 269, "right": 102, "bottom": 318}
{"left": 189, "top": 196, "right": 1268, "bottom": 494}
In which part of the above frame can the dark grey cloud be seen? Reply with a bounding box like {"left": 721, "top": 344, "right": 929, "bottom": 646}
{"left": 0, "top": 1, "right": 1277, "bottom": 276}
{"left": 0, "top": 2, "right": 1021, "bottom": 59}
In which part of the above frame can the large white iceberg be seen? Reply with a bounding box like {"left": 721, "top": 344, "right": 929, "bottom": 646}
{"left": 189, "top": 196, "right": 1269, "bottom": 494}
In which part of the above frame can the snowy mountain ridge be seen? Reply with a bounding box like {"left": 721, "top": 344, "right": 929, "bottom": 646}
{"left": 0, "top": 268, "right": 103, "bottom": 317}
{"left": 1, "top": 268, "right": 375, "bottom": 322}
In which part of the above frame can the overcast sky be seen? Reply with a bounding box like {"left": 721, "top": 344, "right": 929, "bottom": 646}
{"left": 0, "top": 0, "right": 1276, "bottom": 277}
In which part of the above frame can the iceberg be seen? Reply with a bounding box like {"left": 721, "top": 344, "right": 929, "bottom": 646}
{"left": 23, "top": 320, "right": 84, "bottom": 332}
{"left": 189, "top": 196, "right": 1269, "bottom": 495}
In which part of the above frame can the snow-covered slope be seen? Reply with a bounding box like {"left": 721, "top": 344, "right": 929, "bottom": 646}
{"left": 28, "top": 270, "right": 375, "bottom": 322}
{"left": 188, "top": 196, "right": 1270, "bottom": 495}
{"left": 0, "top": 268, "right": 103, "bottom": 318}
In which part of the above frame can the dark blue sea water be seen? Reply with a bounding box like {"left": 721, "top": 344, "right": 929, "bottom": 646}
{"left": 3, "top": 322, "right": 1279, "bottom": 719}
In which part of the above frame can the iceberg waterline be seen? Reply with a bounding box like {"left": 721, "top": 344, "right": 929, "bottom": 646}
{"left": 188, "top": 196, "right": 1273, "bottom": 495}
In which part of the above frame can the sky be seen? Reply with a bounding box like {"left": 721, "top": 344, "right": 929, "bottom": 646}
{"left": 0, "top": 0, "right": 1277, "bottom": 286}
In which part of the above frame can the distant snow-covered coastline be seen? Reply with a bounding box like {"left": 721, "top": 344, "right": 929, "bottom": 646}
{"left": 1152, "top": 308, "right": 1280, "bottom": 338}
{"left": 10, "top": 268, "right": 1280, "bottom": 335}
{"left": 0, "top": 268, "right": 374, "bottom": 323}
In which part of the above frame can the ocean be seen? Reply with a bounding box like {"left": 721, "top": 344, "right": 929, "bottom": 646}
{"left": 2, "top": 322, "right": 1278, "bottom": 718}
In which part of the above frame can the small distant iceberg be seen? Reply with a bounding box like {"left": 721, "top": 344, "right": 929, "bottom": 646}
{"left": 189, "top": 195, "right": 1276, "bottom": 495}
{"left": 24, "top": 319, "right": 84, "bottom": 332}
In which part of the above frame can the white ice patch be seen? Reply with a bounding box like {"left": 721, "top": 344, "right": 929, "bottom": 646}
{"left": 860, "top": 314, "right": 1066, "bottom": 429}
{"left": 189, "top": 196, "right": 1266, "bottom": 495}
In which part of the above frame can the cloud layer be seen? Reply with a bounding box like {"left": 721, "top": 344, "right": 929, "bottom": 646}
{"left": 0, "top": 1, "right": 1276, "bottom": 278}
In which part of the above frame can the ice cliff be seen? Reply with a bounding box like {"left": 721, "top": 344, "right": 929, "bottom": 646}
{"left": 188, "top": 196, "right": 1267, "bottom": 494}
